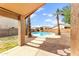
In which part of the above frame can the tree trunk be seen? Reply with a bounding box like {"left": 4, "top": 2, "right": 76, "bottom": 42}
{"left": 27, "top": 16, "right": 32, "bottom": 37}
{"left": 57, "top": 12, "right": 61, "bottom": 35}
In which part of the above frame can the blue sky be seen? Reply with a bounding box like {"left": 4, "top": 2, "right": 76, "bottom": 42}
{"left": 30, "top": 3, "right": 70, "bottom": 28}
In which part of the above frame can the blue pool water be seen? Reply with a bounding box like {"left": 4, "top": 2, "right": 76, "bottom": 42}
{"left": 32, "top": 32, "right": 52, "bottom": 37}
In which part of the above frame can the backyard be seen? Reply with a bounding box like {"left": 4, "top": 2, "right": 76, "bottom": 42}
{"left": 0, "top": 3, "right": 71, "bottom": 56}
{"left": 0, "top": 33, "right": 70, "bottom": 56}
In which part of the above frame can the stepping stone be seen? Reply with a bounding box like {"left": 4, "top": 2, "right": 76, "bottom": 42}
{"left": 57, "top": 50, "right": 67, "bottom": 56}
{"left": 64, "top": 49, "right": 71, "bottom": 53}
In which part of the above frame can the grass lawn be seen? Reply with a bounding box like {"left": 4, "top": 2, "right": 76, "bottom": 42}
{"left": 0, "top": 36, "right": 18, "bottom": 53}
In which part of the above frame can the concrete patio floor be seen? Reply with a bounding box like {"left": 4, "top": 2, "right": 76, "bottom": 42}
{"left": 0, "top": 45, "right": 60, "bottom": 56}
{"left": 0, "top": 33, "right": 70, "bottom": 56}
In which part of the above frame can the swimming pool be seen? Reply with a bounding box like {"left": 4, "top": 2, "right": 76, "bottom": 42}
{"left": 32, "top": 32, "right": 52, "bottom": 37}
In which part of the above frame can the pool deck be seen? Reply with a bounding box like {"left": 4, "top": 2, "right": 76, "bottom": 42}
{"left": 0, "top": 33, "right": 70, "bottom": 56}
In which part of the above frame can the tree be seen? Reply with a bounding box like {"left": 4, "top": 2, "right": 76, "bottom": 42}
{"left": 54, "top": 9, "right": 61, "bottom": 35}
{"left": 27, "top": 16, "right": 32, "bottom": 37}
{"left": 61, "top": 5, "right": 71, "bottom": 24}
{"left": 40, "top": 27, "right": 43, "bottom": 32}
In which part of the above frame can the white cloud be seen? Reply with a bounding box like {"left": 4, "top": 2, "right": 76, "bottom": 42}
{"left": 45, "top": 19, "right": 53, "bottom": 22}
{"left": 48, "top": 14, "right": 53, "bottom": 17}
{"left": 43, "top": 24, "right": 53, "bottom": 27}
{"left": 42, "top": 13, "right": 53, "bottom": 17}
{"left": 52, "top": 19, "right": 65, "bottom": 25}
{"left": 45, "top": 19, "right": 64, "bottom": 25}
{"left": 31, "top": 25, "right": 42, "bottom": 28}
{"left": 42, "top": 13, "right": 47, "bottom": 16}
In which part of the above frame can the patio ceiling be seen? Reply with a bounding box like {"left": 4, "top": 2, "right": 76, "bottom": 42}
{"left": 0, "top": 3, "right": 44, "bottom": 19}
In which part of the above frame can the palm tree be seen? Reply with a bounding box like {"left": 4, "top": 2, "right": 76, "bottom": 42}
{"left": 27, "top": 16, "right": 32, "bottom": 37}
{"left": 61, "top": 5, "right": 71, "bottom": 24}
{"left": 54, "top": 9, "right": 61, "bottom": 35}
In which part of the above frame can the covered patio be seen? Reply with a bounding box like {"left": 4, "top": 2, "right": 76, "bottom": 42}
{"left": 0, "top": 3, "right": 78, "bottom": 56}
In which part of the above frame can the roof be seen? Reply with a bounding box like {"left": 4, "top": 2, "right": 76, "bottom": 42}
{"left": 0, "top": 3, "right": 44, "bottom": 19}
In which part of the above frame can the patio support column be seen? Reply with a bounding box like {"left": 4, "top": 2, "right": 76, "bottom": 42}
{"left": 18, "top": 15, "right": 26, "bottom": 46}
{"left": 71, "top": 4, "right": 79, "bottom": 55}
